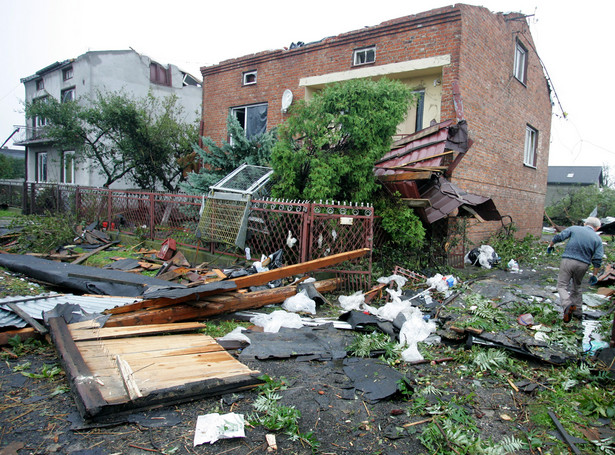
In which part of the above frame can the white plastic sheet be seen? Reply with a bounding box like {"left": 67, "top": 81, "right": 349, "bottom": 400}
{"left": 249, "top": 310, "right": 303, "bottom": 333}
{"left": 194, "top": 412, "right": 245, "bottom": 446}
{"left": 282, "top": 289, "right": 316, "bottom": 314}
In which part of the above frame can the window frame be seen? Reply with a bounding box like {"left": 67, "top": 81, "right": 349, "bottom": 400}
{"left": 150, "top": 62, "right": 172, "bottom": 86}
{"left": 353, "top": 46, "right": 376, "bottom": 66}
{"left": 242, "top": 70, "right": 257, "bottom": 86}
{"left": 34, "top": 96, "right": 49, "bottom": 128}
{"left": 524, "top": 124, "right": 538, "bottom": 168}
{"left": 62, "top": 66, "right": 74, "bottom": 81}
{"left": 62, "top": 151, "right": 75, "bottom": 184}
{"left": 36, "top": 152, "right": 48, "bottom": 182}
{"left": 513, "top": 39, "right": 528, "bottom": 84}
{"left": 61, "top": 87, "right": 75, "bottom": 103}
{"left": 230, "top": 102, "right": 268, "bottom": 141}
{"left": 36, "top": 79, "right": 44, "bottom": 91}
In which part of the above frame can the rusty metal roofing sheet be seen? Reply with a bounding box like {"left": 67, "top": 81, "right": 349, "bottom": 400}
{"left": 420, "top": 176, "right": 501, "bottom": 224}
{"left": 0, "top": 293, "right": 139, "bottom": 329}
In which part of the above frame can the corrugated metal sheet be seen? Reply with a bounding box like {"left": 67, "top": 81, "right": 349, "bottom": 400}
{"left": 0, "top": 293, "right": 139, "bottom": 329}
{"left": 421, "top": 176, "right": 501, "bottom": 224}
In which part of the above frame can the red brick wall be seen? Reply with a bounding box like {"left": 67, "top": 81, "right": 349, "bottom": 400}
{"left": 199, "top": 4, "right": 551, "bottom": 243}
{"left": 201, "top": 5, "right": 463, "bottom": 142}
{"left": 451, "top": 5, "right": 552, "bottom": 243}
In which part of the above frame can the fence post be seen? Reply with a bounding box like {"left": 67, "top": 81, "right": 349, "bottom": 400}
{"left": 300, "top": 202, "right": 312, "bottom": 263}
{"left": 107, "top": 189, "right": 112, "bottom": 228}
{"left": 149, "top": 193, "right": 155, "bottom": 240}
{"left": 22, "top": 181, "right": 27, "bottom": 214}
{"left": 75, "top": 186, "right": 81, "bottom": 218}
{"left": 30, "top": 182, "right": 36, "bottom": 215}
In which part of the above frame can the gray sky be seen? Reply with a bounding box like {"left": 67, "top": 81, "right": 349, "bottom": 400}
{"left": 1, "top": 0, "right": 612, "bottom": 171}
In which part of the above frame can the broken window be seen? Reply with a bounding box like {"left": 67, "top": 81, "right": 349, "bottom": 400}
{"left": 150, "top": 62, "right": 171, "bottom": 86}
{"left": 62, "top": 67, "right": 73, "bottom": 81}
{"left": 61, "top": 87, "right": 75, "bottom": 103}
{"left": 231, "top": 103, "right": 268, "bottom": 138}
{"left": 63, "top": 151, "right": 75, "bottom": 184}
{"left": 182, "top": 73, "right": 201, "bottom": 87}
{"left": 353, "top": 46, "right": 376, "bottom": 66}
{"left": 37, "top": 152, "right": 48, "bottom": 182}
{"left": 513, "top": 39, "right": 528, "bottom": 84}
{"left": 524, "top": 124, "right": 538, "bottom": 167}
{"left": 36, "top": 78, "right": 44, "bottom": 91}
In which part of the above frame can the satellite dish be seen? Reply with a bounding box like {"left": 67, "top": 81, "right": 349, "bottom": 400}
{"left": 281, "top": 89, "right": 293, "bottom": 113}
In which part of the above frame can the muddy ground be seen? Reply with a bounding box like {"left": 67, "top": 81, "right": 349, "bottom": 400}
{"left": 0, "top": 264, "right": 611, "bottom": 454}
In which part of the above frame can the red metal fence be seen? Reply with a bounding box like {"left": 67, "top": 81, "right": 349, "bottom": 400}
{"left": 1, "top": 181, "right": 374, "bottom": 290}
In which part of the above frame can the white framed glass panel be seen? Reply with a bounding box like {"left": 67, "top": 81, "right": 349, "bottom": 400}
{"left": 524, "top": 125, "right": 537, "bottom": 167}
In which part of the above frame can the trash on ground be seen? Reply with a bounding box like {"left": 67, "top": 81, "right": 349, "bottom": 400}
{"left": 194, "top": 412, "right": 245, "bottom": 446}
{"left": 464, "top": 245, "right": 500, "bottom": 268}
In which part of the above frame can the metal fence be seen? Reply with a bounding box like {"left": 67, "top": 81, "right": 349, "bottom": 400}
{"left": 0, "top": 181, "right": 374, "bottom": 290}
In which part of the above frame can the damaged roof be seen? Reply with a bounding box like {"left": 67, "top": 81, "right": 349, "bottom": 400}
{"left": 374, "top": 119, "right": 501, "bottom": 223}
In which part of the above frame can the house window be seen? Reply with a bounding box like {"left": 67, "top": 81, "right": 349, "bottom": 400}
{"left": 34, "top": 96, "right": 49, "bottom": 128}
{"left": 514, "top": 39, "right": 528, "bottom": 83}
{"left": 62, "top": 151, "right": 75, "bottom": 184}
{"left": 63, "top": 67, "right": 73, "bottom": 81}
{"left": 242, "top": 70, "right": 257, "bottom": 86}
{"left": 36, "top": 79, "right": 44, "bottom": 91}
{"left": 353, "top": 46, "right": 376, "bottom": 66}
{"left": 61, "top": 87, "right": 75, "bottom": 103}
{"left": 524, "top": 125, "right": 538, "bottom": 167}
{"left": 37, "top": 152, "right": 48, "bottom": 182}
{"left": 230, "top": 103, "right": 268, "bottom": 138}
{"left": 150, "top": 62, "right": 171, "bottom": 86}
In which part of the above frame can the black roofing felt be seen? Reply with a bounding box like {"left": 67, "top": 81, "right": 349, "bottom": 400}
{"left": 0, "top": 253, "right": 186, "bottom": 297}
{"left": 547, "top": 166, "right": 603, "bottom": 185}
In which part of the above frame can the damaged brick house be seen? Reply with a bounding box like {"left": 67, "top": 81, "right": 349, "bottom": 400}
{"left": 199, "top": 4, "right": 552, "bottom": 245}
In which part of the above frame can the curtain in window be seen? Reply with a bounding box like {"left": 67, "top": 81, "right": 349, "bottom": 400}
{"left": 245, "top": 104, "right": 268, "bottom": 137}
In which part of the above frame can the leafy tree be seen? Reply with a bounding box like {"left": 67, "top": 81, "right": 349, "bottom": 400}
{"left": 25, "top": 90, "right": 197, "bottom": 190}
{"left": 0, "top": 154, "right": 25, "bottom": 179}
{"left": 182, "top": 113, "right": 277, "bottom": 194}
{"left": 546, "top": 185, "right": 615, "bottom": 225}
{"left": 127, "top": 93, "right": 199, "bottom": 192}
{"left": 269, "top": 78, "right": 416, "bottom": 202}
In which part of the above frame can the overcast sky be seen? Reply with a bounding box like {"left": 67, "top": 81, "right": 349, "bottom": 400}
{"left": 1, "top": 0, "right": 612, "bottom": 172}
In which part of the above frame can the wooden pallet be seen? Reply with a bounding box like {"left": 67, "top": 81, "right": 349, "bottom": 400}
{"left": 48, "top": 318, "right": 261, "bottom": 421}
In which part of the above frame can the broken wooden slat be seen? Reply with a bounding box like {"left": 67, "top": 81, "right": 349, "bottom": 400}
{"left": 401, "top": 198, "right": 432, "bottom": 208}
{"left": 46, "top": 316, "right": 108, "bottom": 419}
{"left": 376, "top": 171, "right": 433, "bottom": 182}
{"left": 68, "top": 321, "right": 205, "bottom": 341}
{"left": 5, "top": 302, "right": 48, "bottom": 334}
{"left": 231, "top": 248, "right": 369, "bottom": 290}
{"left": 103, "top": 277, "right": 341, "bottom": 327}
{"left": 115, "top": 354, "right": 143, "bottom": 400}
{"left": 71, "top": 241, "right": 118, "bottom": 265}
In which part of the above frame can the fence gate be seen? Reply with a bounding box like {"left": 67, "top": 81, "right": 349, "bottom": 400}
{"left": 308, "top": 201, "right": 374, "bottom": 291}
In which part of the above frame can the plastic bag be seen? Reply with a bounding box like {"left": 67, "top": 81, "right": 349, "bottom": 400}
{"left": 465, "top": 245, "right": 500, "bottom": 269}
{"left": 249, "top": 310, "right": 303, "bottom": 333}
{"left": 282, "top": 289, "right": 316, "bottom": 314}
{"left": 398, "top": 308, "right": 436, "bottom": 362}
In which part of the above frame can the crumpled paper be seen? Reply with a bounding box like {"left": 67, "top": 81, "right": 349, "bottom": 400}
{"left": 194, "top": 412, "right": 245, "bottom": 446}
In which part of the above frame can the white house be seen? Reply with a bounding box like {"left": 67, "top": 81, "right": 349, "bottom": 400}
{"left": 15, "top": 49, "right": 202, "bottom": 189}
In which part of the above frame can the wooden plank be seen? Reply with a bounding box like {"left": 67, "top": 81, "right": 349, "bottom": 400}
{"left": 376, "top": 170, "right": 433, "bottom": 181}
{"left": 104, "top": 277, "right": 341, "bottom": 327}
{"left": 0, "top": 327, "right": 40, "bottom": 346}
{"left": 115, "top": 355, "right": 143, "bottom": 400}
{"left": 401, "top": 198, "right": 432, "bottom": 208}
{"left": 46, "top": 317, "right": 112, "bottom": 419}
{"left": 68, "top": 321, "right": 205, "bottom": 341}
{"left": 71, "top": 241, "right": 117, "bottom": 265}
{"left": 231, "top": 248, "right": 369, "bottom": 290}
{"left": 5, "top": 303, "right": 48, "bottom": 334}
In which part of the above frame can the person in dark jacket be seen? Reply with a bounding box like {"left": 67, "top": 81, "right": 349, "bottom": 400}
{"left": 547, "top": 217, "right": 603, "bottom": 322}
